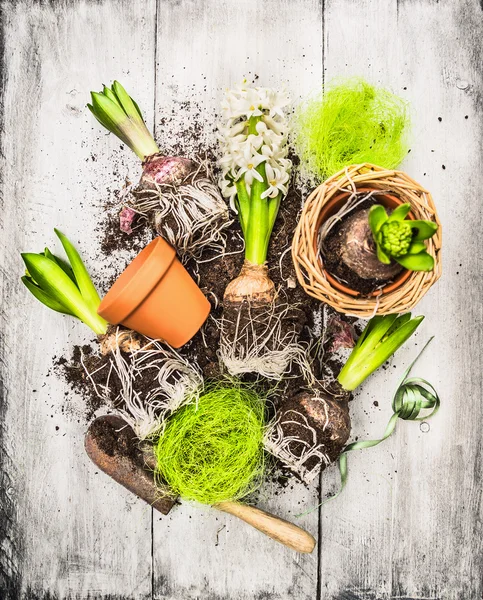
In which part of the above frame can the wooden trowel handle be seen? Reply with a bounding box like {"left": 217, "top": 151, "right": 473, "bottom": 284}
{"left": 215, "top": 501, "right": 316, "bottom": 554}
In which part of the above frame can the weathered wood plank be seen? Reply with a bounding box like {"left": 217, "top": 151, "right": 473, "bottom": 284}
{"left": 389, "top": 1, "right": 483, "bottom": 598}
{"left": 318, "top": 4, "right": 401, "bottom": 598}
{"left": 319, "top": 0, "right": 483, "bottom": 598}
{"left": 0, "top": 2, "right": 22, "bottom": 596}
{"left": 152, "top": 1, "right": 323, "bottom": 598}
{"left": 1, "top": 0, "right": 481, "bottom": 598}
{"left": 0, "top": 1, "right": 157, "bottom": 597}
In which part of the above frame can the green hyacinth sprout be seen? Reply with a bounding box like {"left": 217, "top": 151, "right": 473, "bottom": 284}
{"left": 337, "top": 313, "right": 424, "bottom": 392}
{"left": 21, "top": 230, "right": 108, "bottom": 335}
{"left": 88, "top": 81, "right": 159, "bottom": 161}
{"left": 368, "top": 203, "right": 438, "bottom": 271}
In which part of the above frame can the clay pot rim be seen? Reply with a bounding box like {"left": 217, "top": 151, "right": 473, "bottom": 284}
{"left": 98, "top": 237, "right": 176, "bottom": 325}
{"left": 315, "top": 187, "right": 414, "bottom": 298}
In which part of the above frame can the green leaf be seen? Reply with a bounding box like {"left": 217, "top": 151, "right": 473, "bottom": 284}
{"left": 368, "top": 204, "right": 388, "bottom": 237}
{"left": 235, "top": 179, "right": 250, "bottom": 235}
{"left": 21, "top": 250, "right": 107, "bottom": 335}
{"left": 88, "top": 92, "right": 131, "bottom": 145}
{"left": 54, "top": 229, "right": 101, "bottom": 312}
{"left": 44, "top": 247, "right": 76, "bottom": 282}
{"left": 89, "top": 83, "right": 159, "bottom": 160}
{"left": 382, "top": 313, "right": 412, "bottom": 342}
{"left": 355, "top": 314, "right": 399, "bottom": 356}
{"left": 87, "top": 102, "right": 104, "bottom": 128}
{"left": 112, "top": 80, "right": 144, "bottom": 127}
{"left": 395, "top": 250, "right": 434, "bottom": 271}
{"left": 356, "top": 315, "right": 381, "bottom": 346}
{"left": 387, "top": 202, "right": 411, "bottom": 222}
{"left": 376, "top": 243, "right": 391, "bottom": 264}
{"left": 21, "top": 276, "right": 75, "bottom": 316}
{"left": 407, "top": 241, "right": 426, "bottom": 254}
{"left": 244, "top": 161, "right": 270, "bottom": 264}
{"left": 267, "top": 192, "right": 282, "bottom": 238}
{"left": 22, "top": 252, "right": 90, "bottom": 319}
{"left": 411, "top": 220, "right": 438, "bottom": 241}
{"left": 339, "top": 314, "right": 398, "bottom": 378}
{"left": 131, "top": 97, "right": 144, "bottom": 121}
{"left": 102, "top": 84, "right": 122, "bottom": 110}
{"left": 338, "top": 315, "right": 424, "bottom": 391}
{"left": 363, "top": 315, "right": 424, "bottom": 376}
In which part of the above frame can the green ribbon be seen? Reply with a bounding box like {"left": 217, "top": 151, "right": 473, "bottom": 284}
{"left": 298, "top": 337, "right": 440, "bottom": 516}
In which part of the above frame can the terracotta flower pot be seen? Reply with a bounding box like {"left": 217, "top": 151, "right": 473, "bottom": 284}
{"left": 315, "top": 187, "right": 414, "bottom": 297}
{"left": 98, "top": 238, "right": 210, "bottom": 348}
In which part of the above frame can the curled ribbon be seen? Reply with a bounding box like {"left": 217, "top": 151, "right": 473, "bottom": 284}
{"left": 298, "top": 337, "right": 440, "bottom": 516}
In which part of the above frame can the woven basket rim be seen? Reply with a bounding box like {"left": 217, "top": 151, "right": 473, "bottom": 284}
{"left": 291, "top": 163, "right": 442, "bottom": 316}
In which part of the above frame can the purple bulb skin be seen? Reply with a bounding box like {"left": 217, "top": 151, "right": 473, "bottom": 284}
{"left": 141, "top": 154, "right": 195, "bottom": 187}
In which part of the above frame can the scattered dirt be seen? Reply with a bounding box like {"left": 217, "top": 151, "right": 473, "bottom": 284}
{"left": 89, "top": 416, "right": 143, "bottom": 467}
{"left": 97, "top": 184, "right": 154, "bottom": 259}
{"left": 56, "top": 179, "right": 340, "bottom": 420}
{"left": 53, "top": 343, "right": 168, "bottom": 423}
{"left": 184, "top": 182, "right": 319, "bottom": 377}
{"left": 99, "top": 208, "right": 153, "bottom": 257}
{"left": 54, "top": 346, "right": 116, "bottom": 421}
{"left": 55, "top": 119, "right": 355, "bottom": 487}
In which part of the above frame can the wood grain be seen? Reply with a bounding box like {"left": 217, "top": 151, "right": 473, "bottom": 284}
{"left": 0, "top": 1, "right": 157, "bottom": 598}
{"left": 389, "top": 1, "right": 483, "bottom": 598}
{"left": 0, "top": 0, "right": 482, "bottom": 598}
{"left": 152, "top": 1, "right": 322, "bottom": 598}
{"left": 0, "top": 7, "right": 22, "bottom": 597}
{"left": 215, "top": 502, "right": 316, "bottom": 554}
{"left": 319, "top": 1, "right": 483, "bottom": 599}
{"left": 318, "top": 5, "right": 400, "bottom": 598}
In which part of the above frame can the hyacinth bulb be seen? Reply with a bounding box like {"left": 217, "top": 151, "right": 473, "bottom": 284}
{"left": 140, "top": 155, "right": 195, "bottom": 188}
{"left": 88, "top": 81, "right": 231, "bottom": 258}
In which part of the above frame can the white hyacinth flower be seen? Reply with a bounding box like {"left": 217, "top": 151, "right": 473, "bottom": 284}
{"left": 235, "top": 145, "right": 267, "bottom": 184}
{"left": 218, "top": 79, "right": 292, "bottom": 207}
{"left": 261, "top": 164, "right": 290, "bottom": 199}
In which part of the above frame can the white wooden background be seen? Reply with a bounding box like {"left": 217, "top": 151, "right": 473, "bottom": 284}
{"left": 0, "top": 0, "right": 482, "bottom": 598}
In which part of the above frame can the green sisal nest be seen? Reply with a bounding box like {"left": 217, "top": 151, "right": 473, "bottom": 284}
{"left": 155, "top": 386, "right": 266, "bottom": 505}
{"left": 294, "top": 78, "right": 410, "bottom": 180}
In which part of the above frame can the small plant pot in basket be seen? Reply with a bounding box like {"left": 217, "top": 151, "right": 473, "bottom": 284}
{"left": 292, "top": 164, "right": 442, "bottom": 317}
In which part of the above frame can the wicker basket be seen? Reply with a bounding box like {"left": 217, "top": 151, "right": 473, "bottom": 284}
{"left": 292, "top": 164, "right": 442, "bottom": 316}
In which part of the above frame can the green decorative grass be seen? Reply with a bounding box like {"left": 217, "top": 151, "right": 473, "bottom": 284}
{"left": 155, "top": 386, "right": 266, "bottom": 505}
{"left": 294, "top": 78, "right": 410, "bottom": 180}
